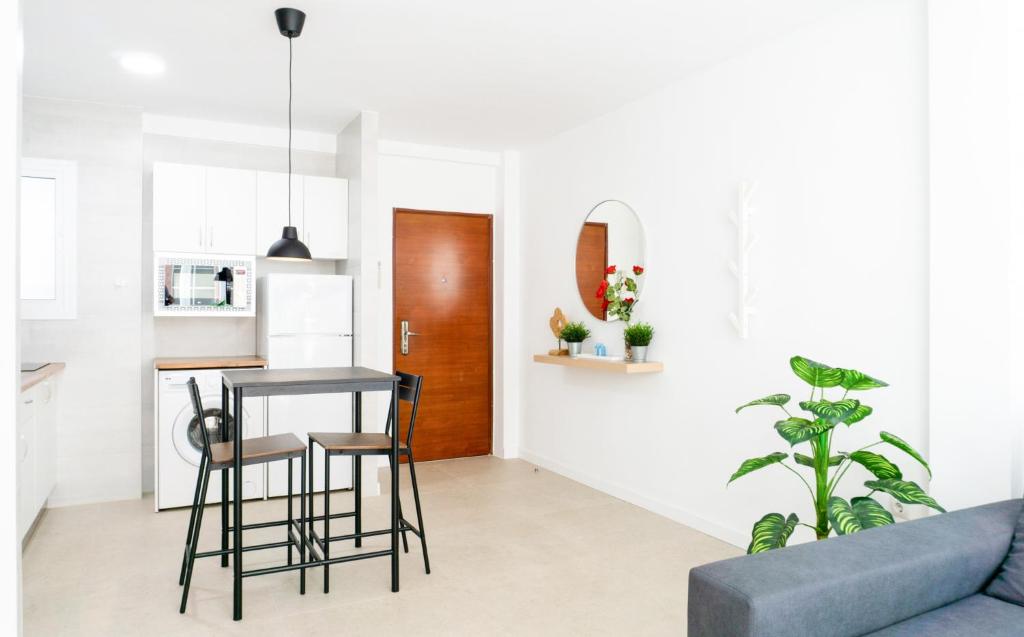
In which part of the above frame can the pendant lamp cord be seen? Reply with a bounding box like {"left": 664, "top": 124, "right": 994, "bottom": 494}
{"left": 287, "top": 36, "right": 293, "bottom": 227}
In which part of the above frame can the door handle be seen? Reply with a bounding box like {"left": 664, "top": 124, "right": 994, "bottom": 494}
{"left": 400, "top": 320, "right": 420, "bottom": 355}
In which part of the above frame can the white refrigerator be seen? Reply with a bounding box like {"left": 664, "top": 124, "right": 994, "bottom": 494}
{"left": 258, "top": 274, "right": 353, "bottom": 496}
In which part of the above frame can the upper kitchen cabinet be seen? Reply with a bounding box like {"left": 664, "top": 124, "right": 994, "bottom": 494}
{"left": 153, "top": 162, "right": 205, "bottom": 253}
{"left": 256, "top": 170, "right": 303, "bottom": 256}
{"left": 205, "top": 167, "right": 256, "bottom": 255}
{"left": 152, "top": 162, "right": 256, "bottom": 256}
{"left": 256, "top": 171, "right": 348, "bottom": 259}
{"left": 303, "top": 175, "right": 349, "bottom": 259}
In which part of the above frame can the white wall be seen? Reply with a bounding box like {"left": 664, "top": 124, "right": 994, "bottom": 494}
{"left": 519, "top": 0, "right": 928, "bottom": 547}
{"left": 376, "top": 141, "right": 520, "bottom": 458}
{"left": 21, "top": 97, "right": 144, "bottom": 506}
{"left": 337, "top": 111, "right": 384, "bottom": 494}
{"left": 928, "top": 0, "right": 1020, "bottom": 511}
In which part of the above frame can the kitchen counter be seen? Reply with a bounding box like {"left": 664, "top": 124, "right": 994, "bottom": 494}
{"left": 21, "top": 362, "right": 65, "bottom": 393}
{"left": 153, "top": 355, "right": 267, "bottom": 370}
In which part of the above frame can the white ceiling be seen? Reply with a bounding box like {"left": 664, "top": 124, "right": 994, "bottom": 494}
{"left": 24, "top": 0, "right": 853, "bottom": 149}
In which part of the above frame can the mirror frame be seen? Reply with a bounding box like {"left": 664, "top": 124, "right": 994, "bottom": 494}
{"left": 574, "top": 199, "right": 647, "bottom": 323}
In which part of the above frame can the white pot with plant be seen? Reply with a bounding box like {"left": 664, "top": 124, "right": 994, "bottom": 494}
{"left": 560, "top": 321, "right": 591, "bottom": 357}
{"left": 623, "top": 322, "right": 654, "bottom": 362}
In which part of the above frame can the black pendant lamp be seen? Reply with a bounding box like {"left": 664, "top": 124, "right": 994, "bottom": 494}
{"left": 266, "top": 7, "right": 312, "bottom": 261}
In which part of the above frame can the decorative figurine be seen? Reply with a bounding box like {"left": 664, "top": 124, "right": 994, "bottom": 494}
{"left": 548, "top": 307, "right": 569, "bottom": 356}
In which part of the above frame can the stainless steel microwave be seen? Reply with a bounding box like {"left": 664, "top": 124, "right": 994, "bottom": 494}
{"left": 154, "top": 253, "right": 255, "bottom": 317}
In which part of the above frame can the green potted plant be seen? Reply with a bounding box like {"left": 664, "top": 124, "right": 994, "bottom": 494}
{"left": 560, "top": 321, "right": 591, "bottom": 357}
{"left": 623, "top": 323, "right": 654, "bottom": 362}
{"left": 730, "top": 356, "right": 941, "bottom": 554}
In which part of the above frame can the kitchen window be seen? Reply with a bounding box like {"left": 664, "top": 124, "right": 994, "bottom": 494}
{"left": 20, "top": 158, "right": 77, "bottom": 319}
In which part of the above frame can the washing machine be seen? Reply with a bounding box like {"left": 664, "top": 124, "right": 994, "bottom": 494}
{"left": 156, "top": 368, "right": 266, "bottom": 511}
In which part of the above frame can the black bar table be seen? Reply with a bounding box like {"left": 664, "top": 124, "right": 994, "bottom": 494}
{"left": 220, "top": 366, "right": 401, "bottom": 621}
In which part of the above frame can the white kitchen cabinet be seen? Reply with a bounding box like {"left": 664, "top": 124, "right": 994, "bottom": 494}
{"left": 205, "top": 167, "right": 256, "bottom": 255}
{"left": 18, "top": 374, "right": 61, "bottom": 543}
{"left": 153, "top": 163, "right": 206, "bottom": 253}
{"left": 256, "top": 170, "right": 304, "bottom": 256}
{"left": 155, "top": 163, "right": 349, "bottom": 260}
{"left": 17, "top": 389, "right": 38, "bottom": 541}
{"left": 153, "top": 162, "right": 256, "bottom": 256}
{"left": 302, "top": 175, "right": 349, "bottom": 259}
{"left": 33, "top": 379, "right": 57, "bottom": 512}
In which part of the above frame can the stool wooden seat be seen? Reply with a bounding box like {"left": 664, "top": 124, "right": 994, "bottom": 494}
{"left": 308, "top": 432, "right": 409, "bottom": 453}
{"left": 209, "top": 433, "right": 306, "bottom": 467}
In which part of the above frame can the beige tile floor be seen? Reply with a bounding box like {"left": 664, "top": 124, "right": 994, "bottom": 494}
{"left": 22, "top": 456, "right": 739, "bottom": 636}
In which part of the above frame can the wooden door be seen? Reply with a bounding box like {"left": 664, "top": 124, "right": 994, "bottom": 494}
{"left": 575, "top": 221, "right": 608, "bottom": 320}
{"left": 393, "top": 209, "right": 492, "bottom": 461}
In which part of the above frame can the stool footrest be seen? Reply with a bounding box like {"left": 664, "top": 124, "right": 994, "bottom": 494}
{"left": 324, "top": 520, "right": 419, "bottom": 544}
{"left": 241, "top": 549, "right": 393, "bottom": 578}
{"left": 226, "top": 511, "right": 352, "bottom": 533}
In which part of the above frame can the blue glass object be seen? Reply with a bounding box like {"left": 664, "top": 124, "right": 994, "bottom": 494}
{"left": 594, "top": 343, "right": 607, "bottom": 357}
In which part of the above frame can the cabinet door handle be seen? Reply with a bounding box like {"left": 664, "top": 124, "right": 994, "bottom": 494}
{"left": 23, "top": 399, "right": 33, "bottom": 405}
{"left": 209, "top": 225, "right": 214, "bottom": 248}
{"left": 198, "top": 224, "right": 204, "bottom": 248}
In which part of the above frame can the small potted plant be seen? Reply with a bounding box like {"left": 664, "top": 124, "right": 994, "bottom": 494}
{"left": 560, "top": 321, "right": 591, "bottom": 357}
{"left": 623, "top": 323, "right": 654, "bottom": 362}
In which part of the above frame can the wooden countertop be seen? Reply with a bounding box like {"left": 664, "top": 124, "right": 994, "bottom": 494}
{"left": 154, "top": 356, "right": 268, "bottom": 370}
{"left": 21, "top": 362, "right": 65, "bottom": 392}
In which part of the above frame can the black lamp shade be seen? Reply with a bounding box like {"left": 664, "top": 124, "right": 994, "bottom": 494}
{"left": 266, "top": 226, "right": 311, "bottom": 261}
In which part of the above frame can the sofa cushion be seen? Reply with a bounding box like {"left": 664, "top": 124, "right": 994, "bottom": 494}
{"left": 866, "top": 594, "right": 1024, "bottom": 636}
{"left": 986, "top": 503, "right": 1024, "bottom": 605}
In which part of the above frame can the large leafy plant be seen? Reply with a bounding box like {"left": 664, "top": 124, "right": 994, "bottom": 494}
{"left": 730, "top": 356, "right": 942, "bottom": 554}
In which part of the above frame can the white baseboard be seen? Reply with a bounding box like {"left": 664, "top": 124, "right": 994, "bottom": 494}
{"left": 518, "top": 447, "right": 748, "bottom": 549}
{"left": 47, "top": 491, "right": 143, "bottom": 509}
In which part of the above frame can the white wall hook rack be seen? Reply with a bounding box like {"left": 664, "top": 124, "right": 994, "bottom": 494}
{"left": 728, "top": 181, "right": 758, "bottom": 339}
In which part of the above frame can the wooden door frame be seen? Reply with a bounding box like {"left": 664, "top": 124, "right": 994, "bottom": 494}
{"left": 392, "top": 208, "right": 494, "bottom": 455}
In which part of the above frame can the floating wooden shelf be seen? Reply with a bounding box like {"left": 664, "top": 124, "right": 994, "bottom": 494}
{"left": 533, "top": 354, "right": 663, "bottom": 374}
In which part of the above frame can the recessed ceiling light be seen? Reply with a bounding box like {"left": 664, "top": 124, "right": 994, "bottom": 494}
{"left": 118, "top": 52, "right": 165, "bottom": 76}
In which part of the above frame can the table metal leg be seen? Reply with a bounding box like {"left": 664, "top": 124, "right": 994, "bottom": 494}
{"left": 287, "top": 458, "right": 293, "bottom": 566}
{"left": 354, "top": 392, "right": 362, "bottom": 548}
{"left": 300, "top": 450, "right": 306, "bottom": 595}
{"left": 232, "top": 387, "right": 243, "bottom": 621}
{"left": 391, "top": 381, "right": 400, "bottom": 592}
{"left": 221, "top": 384, "right": 229, "bottom": 568}
{"left": 324, "top": 447, "right": 330, "bottom": 593}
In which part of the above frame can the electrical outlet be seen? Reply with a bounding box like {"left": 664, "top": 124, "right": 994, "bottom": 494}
{"left": 890, "top": 498, "right": 908, "bottom": 520}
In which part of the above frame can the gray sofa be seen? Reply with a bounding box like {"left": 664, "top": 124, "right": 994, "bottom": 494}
{"left": 688, "top": 499, "right": 1023, "bottom": 636}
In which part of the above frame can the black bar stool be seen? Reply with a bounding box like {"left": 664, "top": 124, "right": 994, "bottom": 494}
{"left": 177, "top": 377, "right": 308, "bottom": 613}
{"left": 307, "top": 371, "right": 430, "bottom": 593}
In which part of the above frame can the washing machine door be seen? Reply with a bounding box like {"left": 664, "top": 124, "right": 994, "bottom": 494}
{"left": 171, "top": 393, "right": 253, "bottom": 468}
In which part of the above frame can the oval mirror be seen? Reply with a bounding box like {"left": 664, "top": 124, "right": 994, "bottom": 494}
{"left": 574, "top": 200, "right": 645, "bottom": 321}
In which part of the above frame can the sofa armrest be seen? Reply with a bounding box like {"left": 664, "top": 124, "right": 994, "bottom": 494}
{"left": 688, "top": 499, "right": 1021, "bottom": 637}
